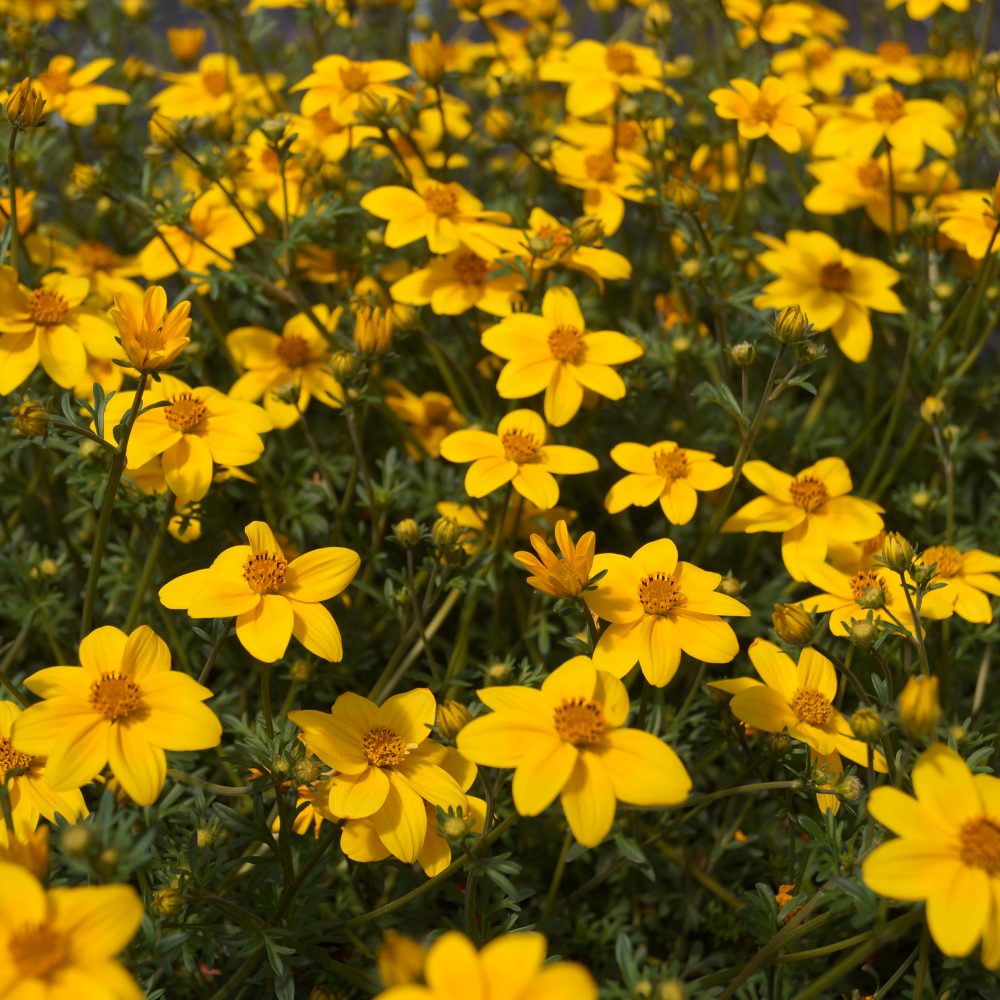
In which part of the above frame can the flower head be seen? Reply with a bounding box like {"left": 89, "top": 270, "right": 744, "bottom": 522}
{"left": 913, "top": 545, "right": 1000, "bottom": 623}
{"left": 710, "top": 76, "right": 815, "bottom": 153}
{"left": 111, "top": 285, "right": 191, "bottom": 374}
{"left": 514, "top": 519, "right": 595, "bottom": 598}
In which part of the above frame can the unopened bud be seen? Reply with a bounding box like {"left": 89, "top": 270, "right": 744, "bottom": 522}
{"left": 431, "top": 517, "right": 462, "bottom": 550}
{"left": 850, "top": 708, "right": 885, "bottom": 742}
{"left": 909, "top": 207, "right": 938, "bottom": 238}
{"left": 858, "top": 585, "right": 886, "bottom": 610}
{"left": 354, "top": 305, "right": 393, "bottom": 355}
{"left": 680, "top": 259, "right": 701, "bottom": 279}
{"left": 658, "top": 983, "right": 685, "bottom": 1000}
{"left": 768, "top": 733, "right": 793, "bottom": 755}
{"left": 717, "top": 575, "right": 742, "bottom": 597}
{"left": 879, "top": 532, "right": 913, "bottom": 572}
{"left": 148, "top": 113, "right": 184, "bottom": 148}
{"left": 441, "top": 813, "right": 469, "bottom": 839}
{"left": 730, "top": 342, "right": 755, "bottom": 367}
{"left": 152, "top": 886, "right": 183, "bottom": 916}
{"left": 410, "top": 34, "right": 446, "bottom": 84}
{"left": 772, "top": 603, "right": 814, "bottom": 646}
{"left": 774, "top": 305, "right": 809, "bottom": 344}
{"left": 289, "top": 659, "right": 312, "bottom": 682}
{"left": 486, "top": 661, "right": 510, "bottom": 681}
{"left": 644, "top": 0, "right": 672, "bottom": 37}
{"left": 847, "top": 620, "right": 879, "bottom": 648}
{"left": 898, "top": 675, "right": 940, "bottom": 739}
{"left": 330, "top": 350, "right": 357, "bottom": 382}
{"left": 12, "top": 399, "right": 48, "bottom": 437}
{"left": 167, "top": 27, "right": 206, "bottom": 64}
{"left": 836, "top": 775, "right": 863, "bottom": 802}
{"left": 393, "top": 518, "right": 421, "bottom": 547}
{"left": 663, "top": 180, "right": 699, "bottom": 211}
{"left": 436, "top": 700, "right": 472, "bottom": 739}
{"left": 59, "top": 825, "right": 91, "bottom": 858}
{"left": 292, "top": 758, "right": 322, "bottom": 784}
{"left": 570, "top": 215, "right": 605, "bottom": 247}
{"left": 4, "top": 78, "right": 46, "bottom": 129}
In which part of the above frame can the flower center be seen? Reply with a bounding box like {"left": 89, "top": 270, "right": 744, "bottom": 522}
{"left": 423, "top": 397, "right": 452, "bottom": 425}
{"left": 921, "top": 544, "right": 962, "bottom": 579}
{"left": 501, "top": 429, "right": 540, "bottom": 464}
{"left": 653, "top": 447, "right": 689, "bottom": 482}
{"left": 165, "top": 392, "right": 208, "bottom": 433}
{"left": 78, "top": 241, "right": 118, "bottom": 270}
{"left": 616, "top": 121, "right": 640, "bottom": 150}
{"left": 604, "top": 43, "right": 637, "bottom": 76}
{"left": 876, "top": 41, "right": 910, "bottom": 64}
{"left": 535, "top": 225, "right": 572, "bottom": 257}
{"left": 584, "top": 152, "right": 615, "bottom": 183}
{"left": 453, "top": 251, "right": 489, "bottom": 286}
{"left": 276, "top": 333, "right": 311, "bottom": 369}
{"left": 638, "top": 572, "right": 682, "bottom": 615}
{"left": 548, "top": 325, "right": 586, "bottom": 364}
{"left": 790, "top": 687, "right": 834, "bottom": 726}
{"left": 959, "top": 817, "right": 1000, "bottom": 874}
{"left": 201, "top": 68, "right": 229, "bottom": 96}
{"left": 856, "top": 162, "right": 885, "bottom": 189}
{"left": 90, "top": 673, "right": 143, "bottom": 721}
{"left": 0, "top": 736, "right": 35, "bottom": 777}
{"left": 361, "top": 726, "right": 408, "bottom": 766}
{"left": 243, "top": 551, "right": 288, "bottom": 595}
{"left": 872, "top": 89, "right": 905, "bottom": 123}
{"left": 338, "top": 63, "right": 370, "bottom": 93}
{"left": 750, "top": 97, "right": 776, "bottom": 126}
{"left": 28, "top": 289, "right": 70, "bottom": 326}
{"left": 423, "top": 184, "right": 459, "bottom": 216}
{"left": 789, "top": 476, "right": 829, "bottom": 512}
{"left": 8, "top": 923, "right": 68, "bottom": 980}
{"left": 803, "top": 42, "right": 832, "bottom": 67}
{"left": 819, "top": 262, "right": 852, "bottom": 293}
{"left": 850, "top": 568, "right": 887, "bottom": 601}
{"left": 553, "top": 697, "right": 606, "bottom": 745}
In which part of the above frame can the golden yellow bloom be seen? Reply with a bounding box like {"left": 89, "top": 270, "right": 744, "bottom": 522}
{"left": 0, "top": 862, "right": 143, "bottom": 997}
{"left": 410, "top": 33, "right": 447, "bottom": 83}
{"left": 34, "top": 56, "right": 129, "bottom": 126}
{"left": 710, "top": 76, "right": 815, "bottom": 154}
{"left": 897, "top": 675, "right": 941, "bottom": 739}
{"left": 856, "top": 41, "right": 925, "bottom": 85}
{"left": 0, "top": 826, "right": 49, "bottom": 879}
{"left": 770, "top": 40, "right": 858, "bottom": 97}
{"left": 913, "top": 546, "right": 1000, "bottom": 623}
{"left": 111, "top": 285, "right": 191, "bottom": 374}
{"left": 605, "top": 440, "right": 732, "bottom": 525}
{"left": 863, "top": 743, "right": 1000, "bottom": 966}
{"left": 293, "top": 55, "right": 410, "bottom": 124}
{"left": 383, "top": 380, "right": 465, "bottom": 458}
{"left": 938, "top": 186, "right": 1000, "bottom": 260}
{"left": 514, "top": 519, "right": 595, "bottom": 598}
{"left": 26, "top": 236, "right": 142, "bottom": 305}
{"left": 588, "top": 538, "right": 751, "bottom": 687}
{"left": 12, "top": 626, "right": 221, "bottom": 806}
{"left": 884, "top": 0, "right": 977, "bottom": 18}
{"left": 435, "top": 499, "right": 570, "bottom": 555}
{"left": 724, "top": 0, "right": 846, "bottom": 47}
{"left": 440, "top": 408, "right": 598, "bottom": 510}
{"left": 167, "top": 27, "right": 206, "bottom": 64}
{"left": 160, "top": 520, "right": 359, "bottom": 662}
{"left": 3, "top": 78, "right": 46, "bottom": 128}
{"left": 354, "top": 304, "right": 394, "bottom": 355}
{"left": 151, "top": 53, "right": 283, "bottom": 119}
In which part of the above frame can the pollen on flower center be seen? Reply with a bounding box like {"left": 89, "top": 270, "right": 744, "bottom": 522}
{"left": 243, "top": 551, "right": 288, "bottom": 594}
{"left": 819, "top": 262, "right": 852, "bottom": 293}
{"left": 959, "top": 817, "right": 1000, "bottom": 875}
{"left": 653, "top": 448, "right": 689, "bottom": 482}
{"left": 856, "top": 162, "right": 885, "bottom": 189}
{"left": 584, "top": 152, "right": 616, "bottom": 183}
{"left": 423, "top": 184, "right": 459, "bottom": 216}
{"left": 790, "top": 687, "right": 834, "bottom": 726}
{"left": 553, "top": 697, "right": 606, "bottom": 745}
{"left": 876, "top": 41, "right": 910, "bottom": 64}
{"left": 535, "top": 225, "right": 572, "bottom": 257}
{"left": 872, "top": 90, "right": 905, "bottom": 123}
{"left": 0, "top": 736, "right": 34, "bottom": 776}
{"left": 201, "top": 69, "right": 229, "bottom": 96}
{"left": 276, "top": 334, "right": 311, "bottom": 369}
{"left": 616, "top": 121, "right": 640, "bottom": 150}
{"left": 338, "top": 63, "right": 370, "bottom": 93}
{"left": 789, "top": 476, "right": 829, "bottom": 512}
{"left": 362, "top": 726, "right": 408, "bottom": 766}
{"left": 638, "top": 572, "right": 682, "bottom": 615}
{"left": 750, "top": 98, "right": 776, "bottom": 126}
{"left": 39, "top": 68, "right": 71, "bottom": 95}
{"left": 921, "top": 544, "right": 961, "bottom": 579}
{"left": 79, "top": 241, "right": 118, "bottom": 270}
{"left": 90, "top": 673, "right": 143, "bottom": 721}
{"left": 850, "top": 568, "right": 887, "bottom": 601}
{"left": 423, "top": 398, "right": 452, "bottom": 425}
{"left": 453, "top": 251, "right": 489, "bottom": 286}
{"left": 804, "top": 43, "right": 832, "bottom": 66}
{"left": 501, "top": 429, "right": 540, "bottom": 463}
{"left": 8, "top": 923, "right": 68, "bottom": 980}
{"left": 28, "top": 289, "right": 70, "bottom": 326}
{"left": 548, "top": 325, "right": 586, "bottom": 363}
{"left": 605, "top": 43, "right": 637, "bottom": 76}
{"left": 165, "top": 392, "right": 208, "bottom": 433}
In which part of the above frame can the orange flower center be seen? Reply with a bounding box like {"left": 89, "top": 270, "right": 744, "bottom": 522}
{"left": 535, "top": 225, "right": 572, "bottom": 257}
{"left": 39, "top": 67, "right": 71, "bottom": 95}
{"left": 276, "top": 333, "right": 311, "bottom": 369}
{"left": 28, "top": 289, "right": 70, "bottom": 326}
{"left": 803, "top": 42, "right": 832, "bottom": 67}
{"left": 819, "top": 262, "right": 852, "bottom": 293}
{"left": 0, "top": 736, "right": 34, "bottom": 777}
{"left": 362, "top": 726, "right": 407, "bottom": 766}
{"left": 789, "top": 476, "right": 828, "bottom": 512}
{"left": 584, "top": 152, "right": 615, "bottom": 183}
{"left": 790, "top": 687, "right": 833, "bottom": 726}
{"left": 850, "top": 568, "right": 887, "bottom": 602}
{"left": 638, "top": 572, "right": 682, "bottom": 615}
{"left": 960, "top": 817, "right": 1000, "bottom": 874}
{"left": 338, "top": 63, "right": 370, "bottom": 93}
{"left": 872, "top": 90, "right": 905, "bottom": 123}
{"left": 423, "top": 183, "right": 459, "bottom": 216}
{"left": 653, "top": 448, "right": 689, "bottom": 482}
{"left": 553, "top": 697, "right": 606, "bottom": 745}
{"left": 8, "top": 923, "right": 67, "bottom": 979}
{"left": 201, "top": 68, "right": 230, "bottom": 96}
{"left": 856, "top": 162, "right": 884, "bottom": 189}
{"left": 921, "top": 544, "right": 961, "bottom": 579}
{"left": 90, "top": 673, "right": 143, "bottom": 721}
{"left": 243, "top": 551, "right": 288, "bottom": 595}
{"left": 165, "top": 392, "right": 208, "bottom": 433}
{"left": 423, "top": 397, "right": 452, "bottom": 425}
{"left": 453, "top": 251, "right": 489, "bottom": 286}
{"left": 604, "top": 43, "right": 637, "bottom": 76}
{"left": 78, "top": 241, "right": 118, "bottom": 271}
{"left": 749, "top": 97, "right": 777, "bottom": 126}
{"left": 501, "top": 429, "right": 540, "bottom": 464}
{"left": 616, "top": 121, "right": 640, "bottom": 150}
{"left": 876, "top": 41, "right": 910, "bottom": 64}
{"left": 548, "top": 325, "right": 586, "bottom": 364}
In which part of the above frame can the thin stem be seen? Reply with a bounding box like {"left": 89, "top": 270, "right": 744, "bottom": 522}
{"left": 198, "top": 620, "right": 233, "bottom": 686}
{"left": 913, "top": 922, "right": 930, "bottom": 1000}
{"left": 542, "top": 830, "right": 573, "bottom": 918}
{"left": 0, "top": 617, "right": 33, "bottom": 707}
{"left": 124, "top": 499, "right": 172, "bottom": 632}
{"left": 5, "top": 129, "right": 21, "bottom": 270}
{"left": 260, "top": 664, "right": 274, "bottom": 738}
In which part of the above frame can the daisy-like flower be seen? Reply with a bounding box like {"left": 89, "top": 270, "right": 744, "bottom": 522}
{"left": 514, "top": 519, "right": 595, "bottom": 598}
{"left": 26, "top": 236, "right": 142, "bottom": 305}
{"left": 101, "top": 374, "right": 272, "bottom": 503}
{"left": 227, "top": 305, "right": 344, "bottom": 429}
{"left": 481, "top": 286, "right": 644, "bottom": 426}
{"left": 440, "top": 409, "right": 598, "bottom": 510}
{"left": 11, "top": 626, "right": 222, "bottom": 806}
{"left": 0, "top": 862, "right": 143, "bottom": 998}
{"left": 151, "top": 53, "right": 282, "bottom": 119}
{"left": 458, "top": 656, "right": 691, "bottom": 846}
{"left": 709, "top": 76, "right": 815, "bottom": 154}
{"left": 914, "top": 545, "right": 1000, "bottom": 623}
{"left": 0, "top": 702, "right": 86, "bottom": 844}
{"left": 605, "top": 441, "right": 732, "bottom": 525}
{"left": 721, "top": 457, "right": 884, "bottom": 580}
{"left": 34, "top": 55, "right": 129, "bottom": 126}
{"left": 0, "top": 267, "right": 120, "bottom": 394}
{"left": 383, "top": 380, "right": 465, "bottom": 459}
{"left": 110, "top": 284, "right": 191, "bottom": 374}
{"left": 293, "top": 54, "right": 410, "bottom": 124}
{"left": 938, "top": 182, "right": 1000, "bottom": 260}
{"left": 862, "top": 743, "right": 1000, "bottom": 967}
{"left": 288, "top": 689, "right": 466, "bottom": 865}
{"left": 884, "top": 0, "right": 978, "bottom": 20}
{"left": 723, "top": 0, "right": 844, "bottom": 47}
{"left": 373, "top": 930, "right": 597, "bottom": 1000}
{"left": 752, "top": 230, "right": 905, "bottom": 362}
{"left": 159, "top": 521, "right": 360, "bottom": 662}
{"left": 587, "top": 539, "right": 751, "bottom": 687}
{"left": 770, "top": 40, "right": 860, "bottom": 97}
{"left": 435, "top": 499, "right": 570, "bottom": 556}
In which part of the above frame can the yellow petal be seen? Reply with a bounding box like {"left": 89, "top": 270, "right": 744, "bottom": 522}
{"left": 289, "top": 600, "right": 344, "bottom": 661}
{"left": 284, "top": 548, "right": 360, "bottom": 602}
{"left": 373, "top": 772, "right": 427, "bottom": 864}
{"left": 324, "top": 768, "right": 389, "bottom": 819}
{"left": 235, "top": 595, "right": 294, "bottom": 662}
{"left": 512, "top": 740, "right": 578, "bottom": 815}
{"left": 598, "top": 728, "right": 691, "bottom": 806}
{"left": 560, "top": 753, "right": 616, "bottom": 848}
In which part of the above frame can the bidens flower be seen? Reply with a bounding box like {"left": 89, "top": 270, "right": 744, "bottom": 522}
{"left": 913, "top": 545, "right": 1000, "bottom": 624}
{"left": 457, "top": 656, "right": 691, "bottom": 846}
{"left": 12, "top": 626, "right": 221, "bottom": 806}
{"left": 709, "top": 76, "right": 815, "bottom": 153}
{"left": 159, "top": 521, "right": 359, "bottom": 663}
{"left": 514, "top": 519, "right": 595, "bottom": 598}
{"left": 110, "top": 284, "right": 190, "bottom": 374}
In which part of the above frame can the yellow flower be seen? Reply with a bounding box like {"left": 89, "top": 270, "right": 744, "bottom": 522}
{"left": 0, "top": 702, "right": 87, "bottom": 845}
{"left": 377, "top": 930, "right": 424, "bottom": 988}
{"left": 101, "top": 374, "right": 272, "bottom": 503}
{"left": 587, "top": 539, "right": 751, "bottom": 687}
{"left": 0, "top": 862, "right": 143, "bottom": 997}
{"left": 724, "top": 0, "right": 841, "bottom": 47}
{"left": 159, "top": 521, "right": 359, "bottom": 662}
{"left": 111, "top": 285, "right": 191, "bottom": 374}
{"left": 434, "top": 499, "right": 571, "bottom": 555}
{"left": 862, "top": 743, "right": 1000, "bottom": 967}
{"left": 228, "top": 305, "right": 344, "bottom": 429}
{"left": 938, "top": 187, "right": 1000, "bottom": 260}
{"left": 292, "top": 55, "right": 410, "bottom": 124}
{"left": 897, "top": 675, "right": 941, "bottom": 739}
{"left": 482, "top": 286, "right": 643, "bottom": 426}
{"left": 722, "top": 457, "right": 885, "bottom": 580}
{"left": 289, "top": 688, "right": 467, "bottom": 864}
{"left": 440, "top": 408, "right": 598, "bottom": 510}
{"left": 12, "top": 626, "right": 222, "bottom": 806}
{"left": 458, "top": 656, "right": 691, "bottom": 846}
{"left": 514, "top": 519, "right": 595, "bottom": 598}
{"left": 372, "top": 930, "right": 597, "bottom": 1000}
{"left": 605, "top": 440, "right": 732, "bottom": 525}
{"left": 151, "top": 53, "right": 283, "bottom": 119}
{"left": 884, "top": 0, "right": 976, "bottom": 18}
{"left": 26, "top": 236, "right": 142, "bottom": 305}
{"left": 752, "top": 230, "right": 905, "bottom": 362}
{"left": 0, "top": 267, "right": 120, "bottom": 394}
{"left": 914, "top": 545, "right": 1000, "bottom": 623}
{"left": 3, "top": 78, "right": 47, "bottom": 128}
{"left": 770, "top": 40, "right": 859, "bottom": 97}
{"left": 709, "top": 76, "right": 815, "bottom": 154}
{"left": 34, "top": 55, "right": 129, "bottom": 126}
{"left": 383, "top": 380, "right": 465, "bottom": 458}
{"left": 856, "top": 41, "right": 925, "bottom": 85}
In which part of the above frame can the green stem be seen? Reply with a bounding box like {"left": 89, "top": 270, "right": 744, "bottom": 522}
{"left": 198, "top": 620, "right": 233, "bottom": 686}
{"left": 0, "top": 617, "right": 32, "bottom": 707}
{"left": 913, "top": 922, "right": 930, "bottom": 1000}
{"left": 123, "top": 500, "right": 172, "bottom": 632}
{"left": 260, "top": 664, "right": 274, "bottom": 738}
{"left": 5, "top": 129, "right": 21, "bottom": 270}
{"left": 542, "top": 830, "right": 573, "bottom": 918}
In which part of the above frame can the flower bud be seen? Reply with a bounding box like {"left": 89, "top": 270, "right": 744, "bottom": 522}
{"left": 919, "top": 395, "right": 945, "bottom": 424}
{"left": 772, "top": 603, "right": 814, "bottom": 646}
{"left": 663, "top": 180, "right": 699, "bottom": 211}
{"left": 292, "top": 758, "right": 322, "bottom": 785}
{"left": 59, "top": 825, "right": 91, "bottom": 858}
{"left": 644, "top": 1, "right": 672, "bottom": 37}
{"left": 680, "top": 259, "right": 701, "bottom": 279}
{"left": 898, "top": 675, "right": 940, "bottom": 739}
{"left": 570, "top": 215, "right": 605, "bottom": 247}
{"left": 768, "top": 733, "right": 793, "bottom": 755}
{"left": 486, "top": 661, "right": 511, "bottom": 681}
{"left": 909, "top": 207, "right": 938, "bottom": 238}
{"left": 836, "top": 775, "right": 863, "bottom": 802}
{"left": 658, "top": 983, "right": 685, "bottom": 1000}
{"left": 879, "top": 532, "right": 913, "bottom": 573}
{"left": 353, "top": 305, "right": 393, "bottom": 355}
{"left": 436, "top": 699, "right": 472, "bottom": 740}
{"left": 330, "top": 350, "right": 357, "bottom": 383}
{"left": 716, "top": 575, "right": 742, "bottom": 597}
{"left": 12, "top": 399, "right": 48, "bottom": 437}
{"left": 410, "top": 34, "right": 446, "bottom": 83}
{"left": 431, "top": 517, "right": 462, "bottom": 550}
{"left": 796, "top": 339, "right": 824, "bottom": 364}
{"left": 148, "top": 112, "right": 184, "bottom": 148}
{"left": 441, "top": 813, "right": 470, "bottom": 839}
{"left": 377, "top": 930, "right": 424, "bottom": 987}
{"left": 167, "top": 27, "right": 207, "bottom": 64}
{"left": 4, "top": 78, "right": 45, "bottom": 129}
{"left": 858, "top": 585, "right": 886, "bottom": 610}
{"left": 850, "top": 708, "right": 885, "bottom": 742}
{"left": 847, "top": 620, "right": 879, "bottom": 648}
{"left": 152, "top": 887, "right": 183, "bottom": 916}
{"left": 774, "top": 305, "right": 809, "bottom": 344}
{"left": 484, "top": 107, "right": 513, "bottom": 140}
{"left": 730, "top": 342, "right": 755, "bottom": 367}
{"left": 393, "top": 518, "right": 421, "bottom": 547}
{"left": 289, "top": 659, "right": 312, "bottom": 682}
